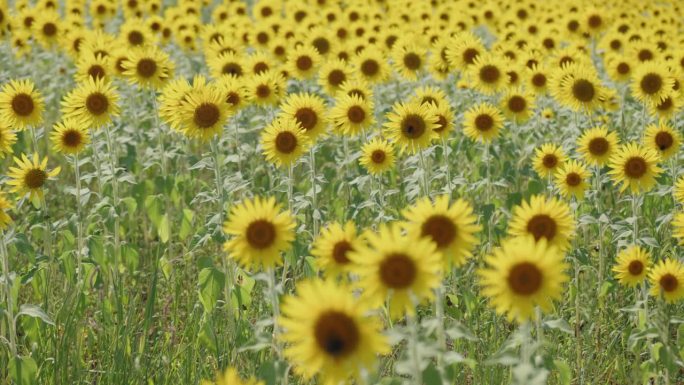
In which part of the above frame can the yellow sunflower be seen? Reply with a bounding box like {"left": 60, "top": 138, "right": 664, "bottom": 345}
{"left": 631, "top": 61, "right": 675, "bottom": 106}
{"left": 50, "top": 118, "right": 91, "bottom": 155}
{"left": 75, "top": 52, "right": 112, "bottom": 83}
{"left": 280, "top": 279, "right": 388, "bottom": 385}
{"left": 261, "top": 117, "right": 310, "bottom": 168}
{"left": 673, "top": 177, "right": 684, "bottom": 205}
{"left": 61, "top": 77, "right": 120, "bottom": 129}
{"left": 532, "top": 143, "right": 568, "bottom": 178}
{"left": 0, "top": 79, "right": 44, "bottom": 130}
{"left": 349, "top": 223, "right": 442, "bottom": 319}
{"left": 467, "top": 52, "right": 506, "bottom": 95}
{"left": 643, "top": 122, "right": 680, "bottom": 160}
{"left": 478, "top": 236, "right": 569, "bottom": 323}
{"left": 207, "top": 51, "right": 245, "bottom": 79}
{"left": 427, "top": 102, "right": 454, "bottom": 140}
{"left": 318, "top": 58, "right": 352, "bottom": 95}
{"left": 553, "top": 64, "right": 604, "bottom": 112}
{"left": 508, "top": 194, "right": 575, "bottom": 251}
{"left": 0, "top": 191, "right": 13, "bottom": 230}
{"left": 222, "top": 196, "right": 295, "bottom": 272}
{"left": 353, "top": 48, "right": 390, "bottom": 84}
{"left": 413, "top": 86, "right": 448, "bottom": 109}
{"left": 0, "top": 124, "right": 18, "bottom": 158}
{"left": 278, "top": 93, "right": 328, "bottom": 141}
{"left": 338, "top": 78, "right": 373, "bottom": 101}
{"left": 612, "top": 245, "right": 651, "bottom": 287}
{"left": 671, "top": 211, "right": 684, "bottom": 244}
{"left": 311, "top": 221, "right": 360, "bottom": 278}
{"left": 648, "top": 259, "right": 684, "bottom": 303}
{"left": 122, "top": 46, "right": 175, "bottom": 89}
{"left": 157, "top": 78, "right": 192, "bottom": 131}
{"left": 329, "top": 94, "right": 374, "bottom": 137}
{"left": 391, "top": 41, "right": 426, "bottom": 81}
{"left": 401, "top": 195, "right": 481, "bottom": 268}
{"left": 607, "top": 142, "right": 662, "bottom": 194}
{"left": 246, "top": 71, "right": 286, "bottom": 106}
{"left": 217, "top": 75, "right": 249, "bottom": 113}
{"left": 287, "top": 44, "right": 322, "bottom": 80}
{"left": 179, "top": 84, "right": 231, "bottom": 142}
{"left": 359, "top": 138, "right": 396, "bottom": 175}
{"left": 383, "top": 101, "right": 438, "bottom": 154}
{"left": 200, "top": 368, "right": 263, "bottom": 385}
{"left": 462, "top": 102, "right": 505, "bottom": 143}
{"left": 445, "top": 32, "right": 485, "bottom": 71}
{"left": 7, "top": 153, "right": 61, "bottom": 204}
{"left": 554, "top": 160, "right": 591, "bottom": 200}
{"left": 500, "top": 88, "right": 535, "bottom": 124}
{"left": 577, "top": 126, "right": 620, "bottom": 166}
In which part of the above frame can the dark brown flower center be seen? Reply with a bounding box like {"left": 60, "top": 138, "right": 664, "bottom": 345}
{"left": 275, "top": 131, "right": 297, "bottom": 154}
{"left": 347, "top": 105, "right": 365, "bottom": 124}
{"left": 628, "top": 260, "right": 644, "bottom": 275}
{"left": 128, "top": 31, "right": 144, "bottom": 45}
{"left": 638, "top": 49, "right": 653, "bottom": 62}
{"left": 588, "top": 137, "right": 608, "bottom": 155}
{"left": 572, "top": 79, "right": 595, "bottom": 102}
{"left": 222, "top": 63, "right": 243, "bottom": 76}
{"left": 659, "top": 273, "right": 678, "bottom": 292}
{"left": 588, "top": 15, "right": 602, "bottom": 28}
{"left": 294, "top": 107, "right": 318, "bottom": 131}
{"left": 624, "top": 157, "right": 647, "bottom": 178}
{"left": 24, "top": 168, "right": 47, "bottom": 189}
{"left": 327, "top": 70, "right": 346, "bottom": 87}
{"left": 88, "top": 65, "right": 106, "bottom": 79}
{"left": 640, "top": 73, "right": 662, "bottom": 95}
{"left": 610, "top": 39, "right": 621, "bottom": 50}
{"left": 474, "top": 114, "right": 494, "bottom": 131}
{"left": 421, "top": 215, "right": 456, "bottom": 248}
{"left": 617, "top": 62, "right": 630, "bottom": 75}
{"left": 508, "top": 95, "right": 526, "bottom": 113}
{"left": 245, "top": 219, "right": 276, "bottom": 249}
{"left": 331, "top": 240, "right": 353, "bottom": 264}
{"left": 403, "top": 53, "right": 421, "bottom": 70}
{"left": 85, "top": 92, "right": 109, "bottom": 115}
{"left": 566, "top": 172, "right": 581, "bottom": 186}
{"left": 508, "top": 262, "right": 543, "bottom": 295}
{"left": 193, "top": 103, "right": 220, "bottom": 128}
{"left": 655, "top": 131, "right": 673, "bottom": 150}
{"left": 226, "top": 92, "right": 240, "bottom": 106}
{"left": 526, "top": 214, "right": 557, "bottom": 241}
{"left": 532, "top": 73, "right": 546, "bottom": 87}
{"left": 542, "top": 154, "right": 558, "bottom": 169}
{"left": 313, "top": 38, "right": 330, "bottom": 55}
{"left": 371, "top": 149, "right": 386, "bottom": 164}
{"left": 62, "top": 129, "right": 83, "bottom": 148}
{"left": 136, "top": 58, "right": 157, "bottom": 78}
{"left": 656, "top": 97, "right": 673, "bottom": 112}
{"left": 462, "top": 48, "right": 479, "bottom": 65}
{"left": 479, "top": 64, "right": 500, "bottom": 83}
{"left": 379, "top": 253, "right": 417, "bottom": 289}
{"left": 42, "top": 22, "right": 57, "bottom": 37}
{"left": 434, "top": 115, "right": 447, "bottom": 133}
{"left": 256, "top": 84, "right": 271, "bottom": 98}
{"left": 11, "top": 93, "right": 34, "bottom": 116}
{"left": 256, "top": 32, "right": 269, "bottom": 44}
{"left": 296, "top": 55, "right": 313, "bottom": 71}
{"left": 253, "top": 62, "right": 269, "bottom": 74}
{"left": 401, "top": 114, "right": 426, "bottom": 139}
{"left": 360, "top": 59, "right": 379, "bottom": 76}
{"left": 314, "top": 311, "right": 359, "bottom": 357}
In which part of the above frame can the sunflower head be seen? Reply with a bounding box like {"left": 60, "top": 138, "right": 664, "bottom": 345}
{"left": 261, "top": 117, "right": 310, "bottom": 168}
{"left": 532, "top": 143, "right": 567, "bottom": 178}
{"left": 51, "top": 118, "right": 91, "bottom": 155}
{"left": 383, "top": 101, "right": 438, "bottom": 154}
{"left": 648, "top": 259, "right": 684, "bottom": 303}
{"left": 554, "top": 160, "right": 591, "bottom": 200}
{"left": 607, "top": 142, "right": 663, "bottom": 194}
{"left": 0, "top": 79, "right": 45, "bottom": 130}
{"left": 643, "top": 122, "right": 680, "bottom": 160}
{"left": 311, "top": 221, "right": 360, "bottom": 278}
{"left": 508, "top": 194, "right": 576, "bottom": 251}
{"left": 612, "top": 246, "right": 650, "bottom": 287}
{"left": 7, "top": 153, "right": 61, "bottom": 206}
{"left": 359, "top": 137, "right": 396, "bottom": 175}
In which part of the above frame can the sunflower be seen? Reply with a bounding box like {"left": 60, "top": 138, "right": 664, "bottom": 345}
{"left": 279, "top": 93, "right": 328, "bottom": 141}
{"left": 671, "top": 212, "right": 684, "bottom": 244}
{"left": 61, "top": 77, "right": 120, "bottom": 129}
{"left": 7, "top": 153, "right": 61, "bottom": 204}
{"left": 467, "top": 53, "right": 506, "bottom": 95}
{"left": 120, "top": 18, "right": 153, "bottom": 48}
{"left": 353, "top": 48, "right": 389, "bottom": 84}
{"left": 216, "top": 75, "right": 249, "bottom": 113}
{"left": 350, "top": 223, "right": 442, "bottom": 319}
{"left": 526, "top": 63, "right": 550, "bottom": 94}
{"left": 402, "top": 195, "right": 481, "bottom": 268}
{"left": 553, "top": 64, "right": 604, "bottom": 112}
{"left": 287, "top": 44, "right": 322, "bottom": 80}
{"left": 207, "top": 51, "right": 245, "bottom": 79}
{"left": 280, "top": 279, "right": 388, "bottom": 385}
{"left": 330, "top": 94, "right": 374, "bottom": 137}
{"left": 50, "top": 118, "right": 90, "bottom": 155}
{"left": 532, "top": 143, "right": 568, "bottom": 178}
{"left": 673, "top": 177, "right": 684, "bottom": 205}
{"left": 462, "top": 102, "right": 505, "bottom": 143}
{"left": 554, "top": 160, "right": 591, "bottom": 200}
{"left": 311, "top": 221, "right": 360, "bottom": 278}
{"left": 122, "top": 46, "right": 175, "bottom": 89}
{"left": 32, "top": 11, "right": 61, "bottom": 48}
{"left": 500, "top": 88, "right": 535, "bottom": 124}
{"left": 338, "top": 78, "right": 373, "bottom": 101}
{"left": 0, "top": 124, "right": 18, "bottom": 158}
{"left": 648, "top": 94, "right": 681, "bottom": 120}
{"left": 179, "top": 85, "right": 231, "bottom": 142}
{"left": 318, "top": 58, "right": 351, "bottom": 95}
{"left": 75, "top": 52, "right": 112, "bottom": 83}
{"left": 261, "top": 117, "right": 310, "bottom": 168}
{"left": 648, "top": 259, "right": 684, "bottom": 303}
{"left": 445, "top": 32, "right": 485, "bottom": 71}
{"left": 631, "top": 61, "right": 674, "bottom": 106}
{"left": 643, "top": 122, "right": 680, "bottom": 160}
{"left": 605, "top": 54, "right": 633, "bottom": 83}
{"left": 413, "top": 86, "right": 448, "bottom": 109}
{"left": 359, "top": 138, "right": 396, "bottom": 175}
{"left": 391, "top": 41, "right": 425, "bottom": 81}
{"left": 612, "top": 245, "right": 651, "bottom": 287}
{"left": 478, "top": 236, "right": 568, "bottom": 323}
{"left": 577, "top": 126, "right": 620, "bottom": 166}
{"left": 201, "top": 368, "right": 263, "bottom": 385}
{"left": 157, "top": 78, "right": 192, "bottom": 131}
{"left": 508, "top": 194, "right": 575, "bottom": 250}
{"left": 383, "top": 101, "right": 438, "bottom": 154}
{"left": 246, "top": 71, "right": 286, "bottom": 106}
{"left": 222, "top": 196, "right": 295, "bottom": 271}
{"left": 607, "top": 142, "right": 662, "bottom": 194}
{"left": 0, "top": 79, "right": 44, "bottom": 130}
{"left": 0, "top": 191, "right": 13, "bottom": 230}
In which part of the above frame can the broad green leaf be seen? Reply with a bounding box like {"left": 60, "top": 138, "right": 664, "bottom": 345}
{"left": 17, "top": 304, "right": 54, "bottom": 326}
{"left": 198, "top": 267, "right": 225, "bottom": 313}
{"left": 9, "top": 355, "right": 38, "bottom": 385}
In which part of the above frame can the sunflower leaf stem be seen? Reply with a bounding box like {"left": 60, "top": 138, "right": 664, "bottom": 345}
{"left": 267, "top": 267, "right": 282, "bottom": 359}
{"left": 418, "top": 149, "right": 430, "bottom": 198}
{"left": 73, "top": 154, "right": 84, "bottom": 286}
{"left": 233, "top": 118, "right": 242, "bottom": 176}
{"left": 0, "top": 231, "right": 17, "bottom": 357}
{"left": 441, "top": 137, "right": 452, "bottom": 196}
{"left": 103, "top": 125, "right": 121, "bottom": 271}
{"left": 309, "top": 147, "right": 319, "bottom": 239}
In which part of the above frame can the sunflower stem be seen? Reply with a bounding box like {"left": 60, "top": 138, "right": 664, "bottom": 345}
{"left": 407, "top": 308, "right": 422, "bottom": 385}
{"left": 74, "top": 154, "right": 84, "bottom": 286}
{"left": 103, "top": 125, "right": 121, "bottom": 273}
{"left": 434, "top": 285, "right": 447, "bottom": 379}
{"left": 267, "top": 267, "right": 282, "bottom": 358}
{"left": 0, "top": 231, "right": 17, "bottom": 357}
{"left": 233, "top": 117, "right": 242, "bottom": 176}
{"left": 418, "top": 149, "right": 430, "bottom": 198}
{"left": 309, "top": 147, "right": 319, "bottom": 239}
{"left": 441, "top": 137, "right": 452, "bottom": 196}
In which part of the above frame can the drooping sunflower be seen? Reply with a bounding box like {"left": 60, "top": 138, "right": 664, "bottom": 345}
{"left": 287, "top": 44, "right": 322, "bottom": 80}
{"left": 200, "top": 367, "right": 264, "bottom": 385}
{"left": 462, "top": 103, "right": 504, "bottom": 143}
{"left": 122, "top": 46, "right": 175, "bottom": 89}
{"left": 383, "top": 101, "right": 438, "bottom": 154}
{"left": 631, "top": 61, "right": 675, "bottom": 106}
{"left": 612, "top": 246, "right": 651, "bottom": 287}
{"left": 508, "top": 194, "right": 575, "bottom": 251}
{"left": 157, "top": 78, "right": 192, "bottom": 131}
{"left": 0, "top": 191, "right": 13, "bottom": 230}
{"left": 501, "top": 88, "right": 536, "bottom": 124}
{"left": 222, "top": 196, "right": 295, "bottom": 271}
{"left": 359, "top": 137, "right": 396, "bottom": 175}
{"left": 329, "top": 94, "right": 374, "bottom": 137}
{"left": 61, "top": 77, "right": 120, "bottom": 129}
{"left": 50, "top": 118, "right": 90, "bottom": 155}
{"left": 643, "top": 122, "right": 680, "bottom": 160}
{"left": 532, "top": 143, "right": 568, "bottom": 178}
{"left": 350, "top": 223, "right": 442, "bottom": 319}
{"left": 279, "top": 93, "right": 328, "bottom": 141}
{"left": 7, "top": 153, "right": 61, "bottom": 204}
{"left": 0, "top": 123, "right": 18, "bottom": 158}
{"left": 554, "top": 160, "right": 591, "bottom": 200}
{"left": 577, "top": 126, "right": 620, "bottom": 166}
{"left": 607, "top": 142, "right": 662, "bottom": 194}
{"left": 648, "top": 259, "right": 684, "bottom": 303}
{"left": 478, "top": 236, "right": 569, "bottom": 323}
{"left": 311, "top": 221, "right": 360, "bottom": 278}
{"left": 0, "top": 79, "right": 45, "bottom": 130}
{"left": 179, "top": 85, "right": 231, "bottom": 142}
{"left": 402, "top": 195, "right": 481, "bottom": 268}
{"left": 467, "top": 52, "right": 506, "bottom": 95}
{"left": 261, "top": 117, "right": 310, "bottom": 168}
{"left": 279, "top": 279, "right": 388, "bottom": 385}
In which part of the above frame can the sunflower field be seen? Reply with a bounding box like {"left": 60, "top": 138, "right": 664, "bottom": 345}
{"left": 2, "top": 0, "right": 684, "bottom": 384}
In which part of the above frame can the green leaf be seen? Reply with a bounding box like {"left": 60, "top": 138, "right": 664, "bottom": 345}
{"left": 198, "top": 267, "right": 225, "bottom": 313}
{"left": 179, "top": 208, "right": 194, "bottom": 241}
{"left": 422, "top": 362, "right": 442, "bottom": 385}
{"left": 544, "top": 318, "right": 573, "bottom": 335}
{"left": 17, "top": 304, "right": 54, "bottom": 326}
{"left": 158, "top": 214, "right": 170, "bottom": 243}
{"left": 553, "top": 360, "right": 571, "bottom": 385}
{"left": 9, "top": 355, "right": 38, "bottom": 385}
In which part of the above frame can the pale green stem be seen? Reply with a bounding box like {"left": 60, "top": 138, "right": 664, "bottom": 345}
{"left": 418, "top": 149, "right": 430, "bottom": 198}
{"left": 442, "top": 137, "right": 452, "bottom": 196}
{"left": 74, "top": 154, "right": 84, "bottom": 285}
{"left": 1, "top": 232, "right": 17, "bottom": 356}
{"left": 309, "top": 147, "right": 319, "bottom": 238}
{"left": 103, "top": 126, "right": 121, "bottom": 270}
